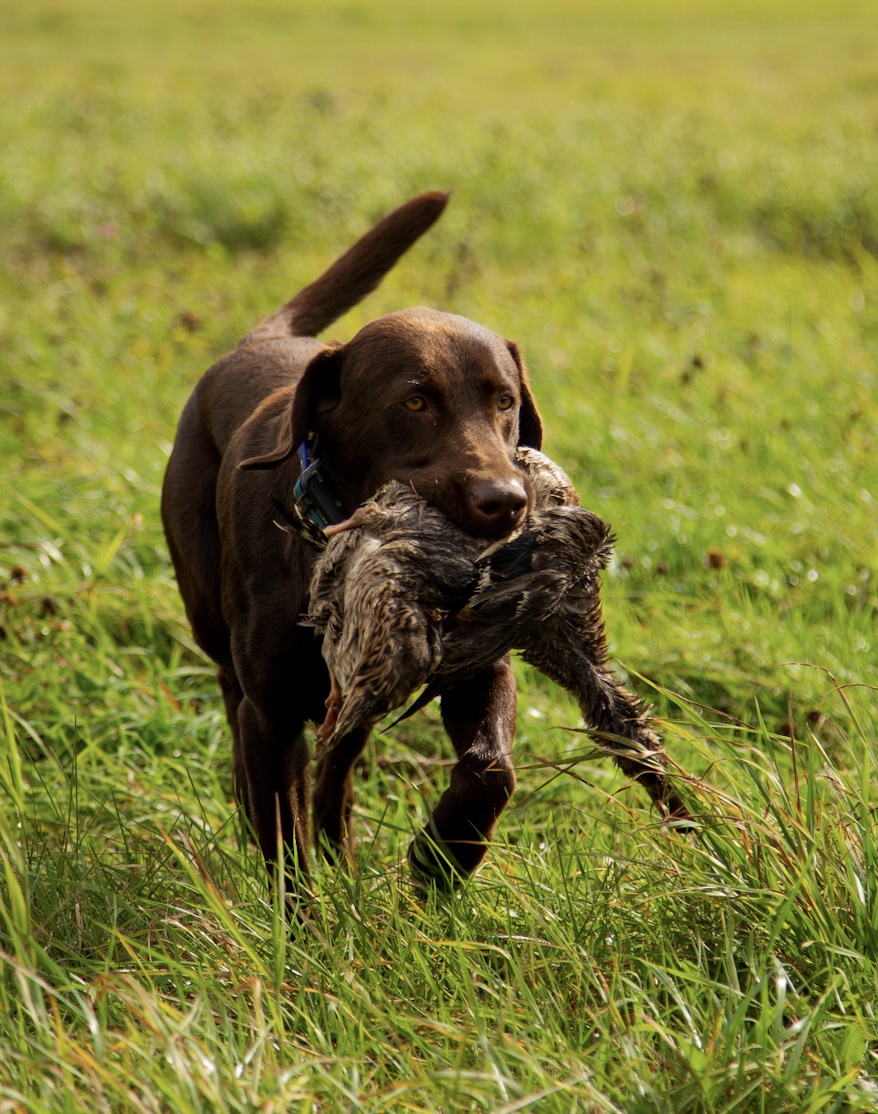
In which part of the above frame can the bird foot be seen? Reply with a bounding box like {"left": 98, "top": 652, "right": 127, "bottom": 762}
{"left": 315, "top": 678, "right": 341, "bottom": 754}
{"left": 323, "top": 504, "right": 375, "bottom": 538}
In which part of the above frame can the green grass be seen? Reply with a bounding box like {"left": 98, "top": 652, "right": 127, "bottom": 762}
{"left": 1, "top": 0, "right": 877, "bottom": 1109}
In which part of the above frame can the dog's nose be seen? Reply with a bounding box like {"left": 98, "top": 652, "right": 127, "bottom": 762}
{"left": 469, "top": 477, "right": 529, "bottom": 537}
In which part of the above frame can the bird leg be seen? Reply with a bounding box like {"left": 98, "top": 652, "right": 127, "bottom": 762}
{"left": 315, "top": 673, "right": 342, "bottom": 753}
{"left": 323, "top": 504, "right": 375, "bottom": 538}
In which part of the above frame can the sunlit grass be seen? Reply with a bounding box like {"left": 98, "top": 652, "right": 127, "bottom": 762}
{"left": 1, "top": 0, "right": 877, "bottom": 1109}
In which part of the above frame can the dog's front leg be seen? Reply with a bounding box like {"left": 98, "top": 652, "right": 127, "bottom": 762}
{"left": 312, "top": 723, "right": 372, "bottom": 863}
{"left": 237, "top": 696, "right": 312, "bottom": 910}
{"left": 408, "top": 659, "right": 517, "bottom": 886}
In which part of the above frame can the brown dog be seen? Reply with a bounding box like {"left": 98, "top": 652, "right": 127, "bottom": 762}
{"left": 162, "top": 192, "right": 545, "bottom": 903}
{"left": 162, "top": 192, "right": 687, "bottom": 908}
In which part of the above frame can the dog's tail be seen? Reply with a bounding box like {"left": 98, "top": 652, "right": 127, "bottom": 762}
{"left": 242, "top": 191, "right": 450, "bottom": 344}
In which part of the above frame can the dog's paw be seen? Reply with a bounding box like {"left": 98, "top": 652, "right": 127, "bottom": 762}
{"left": 406, "top": 831, "right": 468, "bottom": 892}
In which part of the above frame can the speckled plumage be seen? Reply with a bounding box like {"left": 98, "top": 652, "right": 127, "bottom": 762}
{"left": 307, "top": 483, "right": 481, "bottom": 750}
{"left": 307, "top": 448, "right": 690, "bottom": 820}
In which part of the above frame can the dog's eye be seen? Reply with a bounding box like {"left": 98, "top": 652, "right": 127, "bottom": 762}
{"left": 498, "top": 394, "right": 514, "bottom": 411}
{"left": 405, "top": 396, "right": 426, "bottom": 411}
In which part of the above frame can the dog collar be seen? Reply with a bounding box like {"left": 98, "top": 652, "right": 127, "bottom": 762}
{"left": 281, "top": 440, "right": 349, "bottom": 545}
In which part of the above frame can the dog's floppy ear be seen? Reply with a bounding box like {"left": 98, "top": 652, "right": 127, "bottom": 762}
{"left": 238, "top": 347, "right": 344, "bottom": 470}
{"left": 506, "top": 340, "right": 543, "bottom": 450}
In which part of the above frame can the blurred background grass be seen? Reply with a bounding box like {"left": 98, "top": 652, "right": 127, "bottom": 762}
{"left": 2, "top": 0, "right": 874, "bottom": 725}
{"left": 1, "top": 1, "right": 877, "bottom": 1109}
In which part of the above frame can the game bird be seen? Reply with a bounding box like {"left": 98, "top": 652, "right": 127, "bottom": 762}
{"left": 306, "top": 448, "right": 690, "bottom": 822}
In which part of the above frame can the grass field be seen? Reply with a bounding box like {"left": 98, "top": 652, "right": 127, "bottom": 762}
{"left": 1, "top": 0, "right": 877, "bottom": 1109}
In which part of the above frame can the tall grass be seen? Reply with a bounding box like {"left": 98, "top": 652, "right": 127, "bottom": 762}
{"left": 1, "top": 0, "right": 876, "bottom": 1109}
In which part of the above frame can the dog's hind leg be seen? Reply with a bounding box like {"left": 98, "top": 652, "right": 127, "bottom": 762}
{"left": 217, "top": 665, "right": 247, "bottom": 807}
{"left": 236, "top": 697, "right": 312, "bottom": 908}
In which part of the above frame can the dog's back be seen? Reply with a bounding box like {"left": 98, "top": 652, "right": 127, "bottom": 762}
{"left": 161, "top": 192, "right": 449, "bottom": 664}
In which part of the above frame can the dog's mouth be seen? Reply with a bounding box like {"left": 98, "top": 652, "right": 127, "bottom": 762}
{"left": 318, "top": 451, "right": 534, "bottom": 542}
{"left": 416, "top": 474, "right": 532, "bottom": 540}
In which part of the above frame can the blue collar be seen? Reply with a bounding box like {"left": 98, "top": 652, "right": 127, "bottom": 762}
{"left": 291, "top": 440, "right": 348, "bottom": 535}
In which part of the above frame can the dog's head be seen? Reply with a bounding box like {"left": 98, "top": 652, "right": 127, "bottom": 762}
{"left": 242, "top": 308, "right": 543, "bottom": 538}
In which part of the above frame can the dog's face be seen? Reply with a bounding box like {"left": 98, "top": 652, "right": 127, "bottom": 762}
{"left": 292, "top": 309, "right": 543, "bottom": 538}
{"left": 240, "top": 308, "right": 544, "bottom": 539}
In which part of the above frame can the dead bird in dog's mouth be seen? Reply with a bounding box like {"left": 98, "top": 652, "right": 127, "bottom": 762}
{"left": 303, "top": 446, "right": 692, "bottom": 877}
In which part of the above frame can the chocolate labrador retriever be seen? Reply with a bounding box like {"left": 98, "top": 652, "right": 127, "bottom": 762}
{"left": 162, "top": 192, "right": 541, "bottom": 900}
{"left": 162, "top": 192, "right": 680, "bottom": 907}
